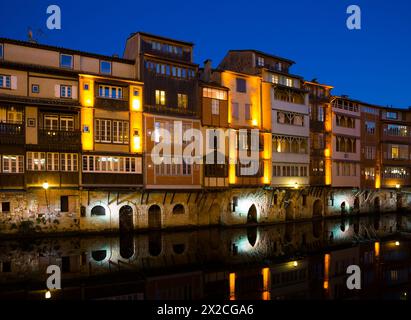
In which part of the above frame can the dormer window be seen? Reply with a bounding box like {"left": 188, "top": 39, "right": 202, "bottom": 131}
{"left": 100, "top": 61, "right": 112, "bottom": 74}
{"left": 276, "top": 62, "right": 282, "bottom": 71}
{"left": 60, "top": 54, "right": 73, "bottom": 69}
{"left": 257, "top": 57, "right": 264, "bottom": 67}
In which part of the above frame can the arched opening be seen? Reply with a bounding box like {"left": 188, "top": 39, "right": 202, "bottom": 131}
{"left": 91, "top": 205, "right": 105, "bottom": 216}
{"left": 313, "top": 199, "right": 323, "bottom": 218}
{"left": 172, "top": 204, "right": 185, "bottom": 215}
{"left": 119, "top": 205, "right": 133, "bottom": 233}
{"left": 374, "top": 197, "right": 380, "bottom": 213}
{"left": 286, "top": 202, "right": 294, "bottom": 221}
{"left": 148, "top": 232, "right": 162, "bottom": 256}
{"left": 247, "top": 226, "right": 257, "bottom": 247}
{"left": 340, "top": 202, "right": 346, "bottom": 215}
{"left": 148, "top": 205, "right": 161, "bottom": 229}
{"left": 120, "top": 234, "right": 134, "bottom": 259}
{"left": 247, "top": 204, "right": 257, "bottom": 223}
{"left": 91, "top": 250, "right": 107, "bottom": 262}
{"left": 354, "top": 197, "right": 360, "bottom": 213}
{"left": 397, "top": 193, "right": 403, "bottom": 211}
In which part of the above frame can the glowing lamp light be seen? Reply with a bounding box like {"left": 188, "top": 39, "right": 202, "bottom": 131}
{"left": 85, "top": 98, "right": 92, "bottom": 106}
{"left": 293, "top": 261, "right": 298, "bottom": 267}
{"left": 395, "top": 241, "right": 400, "bottom": 246}
{"left": 132, "top": 99, "right": 141, "bottom": 111}
{"left": 293, "top": 182, "right": 299, "bottom": 189}
{"left": 396, "top": 184, "right": 401, "bottom": 189}
{"left": 252, "top": 119, "right": 258, "bottom": 126}
{"left": 45, "top": 290, "right": 51, "bottom": 299}
{"left": 42, "top": 182, "right": 49, "bottom": 190}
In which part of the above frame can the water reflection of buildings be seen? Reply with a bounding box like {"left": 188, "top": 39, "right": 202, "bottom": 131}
{"left": 0, "top": 213, "right": 410, "bottom": 300}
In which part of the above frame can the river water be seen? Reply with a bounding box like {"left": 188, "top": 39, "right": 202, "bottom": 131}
{"left": 0, "top": 212, "right": 410, "bottom": 300}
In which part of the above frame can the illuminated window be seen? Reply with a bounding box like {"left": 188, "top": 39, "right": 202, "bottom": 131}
{"left": 211, "top": 99, "right": 219, "bottom": 115}
{"left": 317, "top": 106, "right": 324, "bottom": 122}
{"left": 364, "top": 146, "right": 375, "bottom": 160}
{"left": 95, "top": 119, "right": 111, "bottom": 143}
{"left": 271, "top": 74, "right": 279, "bottom": 84}
{"left": 2, "top": 155, "right": 24, "bottom": 173}
{"left": 98, "top": 85, "right": 122, "bottom": 99}
{"left": 391, "top": 146, "right": 399, "bottom": 159}
{"left": 47, "top": 153, "right": 59, "bottom": 171}
{"left": 257, "top": 57, "right": 264, "bottom": 66}
{"left": 44, "top": 115, "right": 59, "bottom": 130}
{"left": 285, "top": 78, "right": 293, "bottom": 87}
{"left": 155, "top": 90, "right": 166, "bottom": 105}
{"left": 82, "top": 155, "right": 141, "bottom": 173}
{"left": 113, "top": 120, "right": 129, "bottom": 144}
{"left": 364, "top": 167, "right": 375, "bottom": 180}
{"left": 60, "top": 54, "right": 73, "bottom": 69}
{"left": 177, "top": 93, "right": 188, "bottom": 108}
{"left": 100, "top": 61, "right": 112, "bottom": 74}
{"left": 2, "top": 106, "right": 23, "bottom": 124}
{"left": 26, "top": 152, "right": 46, "bottom": 171}
{"left": 60, "top": 116, "right": 74, "bottom": 131}
{"left": 61, "top": 153, "right": 78, "bottom": 172}
{"left": 387, "top": 124, "right": 408, "bottom": 137}
{"left": 203, "top": 88, "right": 227, "bottom": 100}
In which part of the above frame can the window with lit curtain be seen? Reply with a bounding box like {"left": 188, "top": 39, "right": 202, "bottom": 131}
{"left": 155, "top": 90, "right": 166, "bottom": 105}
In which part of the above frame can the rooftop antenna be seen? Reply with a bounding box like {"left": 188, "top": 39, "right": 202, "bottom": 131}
{"left": 27, "top": 27, "right": 46, "bottom": 44}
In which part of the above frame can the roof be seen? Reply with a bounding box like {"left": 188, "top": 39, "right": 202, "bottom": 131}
{"left": 128, "top": 32, "right": 194, "bottom": 47}
{"left": 228, "top": 49, "right": 295, "bottom": 65}
{"left": 304, "top": 80, "right": 334, "bottom": 89}
{"left": 0, "top": 37, "right": 135, "bottom": 64}
{"left": 332, "top": 95, "right": 409, "bottom": 111}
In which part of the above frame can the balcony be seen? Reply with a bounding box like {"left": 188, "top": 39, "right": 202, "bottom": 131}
{"left": 144, "top": 104, "right": 197, "bottom": 117}
{"left": 0, "top": 123, "right": 24, "bottom": 144}
{"left": 37, "top": 129, "right": 81, "bottom": 151}
{"left": 94, "top": 97, "right": 129, "bottom": 111}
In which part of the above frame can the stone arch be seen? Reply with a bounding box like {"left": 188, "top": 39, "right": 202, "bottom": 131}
{"left": 247, "top": 226, "right": 258, "bottom": 247}
{"left": 247, "top": 204, "right": 257, "bottom": 223}
{"left": 91, "top": 205, "right": 106, "bottom": 216}
{"left": 312, "top": 199, "right": 323, "bottom": 218}
{"left": 91, "top": 250, "right": 107, "bottom": 262}
{"left": 286, "top": 201, "right": 294, "bottom": 221}
{"left": 119, "top": 205, "right": 134, "bottom": 233}
{"left": 172, "top": 204, "right": 185, "bottom": 215}
{"left": 148, "top": 204, "right": 162, "bottom": 229}
{"left": 120, "top": 234, "right": 134, "bottom": 259}
{"left": 374, "top": 197, "right": 380, "bottom": 213}
{"left": 87, "top": 202, "right": 110, "bottom": 218}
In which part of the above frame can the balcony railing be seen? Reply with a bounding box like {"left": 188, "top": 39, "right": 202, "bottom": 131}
{"left": 38, "top": 129, "right": 81, "bottom": 151}
{"left": 0, "top": 122, "right": 24, "bottom": 144}
{"left": 144, "top": 104, "right": 197, "bottom": 117}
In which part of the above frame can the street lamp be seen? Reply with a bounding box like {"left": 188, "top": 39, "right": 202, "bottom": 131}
{"left": 45, "top": 290, "right": 51, "bottom": 299}
{"left": 43, "top": 181, "right": 49, "bottom": 212}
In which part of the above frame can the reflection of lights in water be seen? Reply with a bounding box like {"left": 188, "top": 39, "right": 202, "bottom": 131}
{"left": 235, "top": 229, "right": 260, "bottom": 253}
{"left": 395, "top": 241, "right": 400, "bottom": 246}
{"left": 331, "top": 221, "right": 350, "bottom": 237}
{"left": 293, "top": 261, "right": 298, "bottom": 267}
{"left": 45, "top": 290, "right": 51, "bottom": 299}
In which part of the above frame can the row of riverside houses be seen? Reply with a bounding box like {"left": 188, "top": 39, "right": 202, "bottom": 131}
{"left": 0, "top": 32, "right": 410, "bottom": 201}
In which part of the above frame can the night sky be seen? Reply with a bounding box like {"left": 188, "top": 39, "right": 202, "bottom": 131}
{"left": 1, "top": 0, "right": 410, "bottom": 107}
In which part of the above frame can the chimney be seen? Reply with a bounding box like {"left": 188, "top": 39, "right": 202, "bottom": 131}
{"left": 203, "top": 59, "right": 212, "bottom": 82}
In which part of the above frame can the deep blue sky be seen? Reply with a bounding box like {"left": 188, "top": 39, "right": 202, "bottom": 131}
{"left": 1, "top": 0, "right": 410, "bottom": 107}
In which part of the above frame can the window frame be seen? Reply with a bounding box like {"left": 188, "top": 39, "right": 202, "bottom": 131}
{"left": 60, "top": 54, "right": 73, "bottom": 69}
{"left": 2, "top": 155, "right": 24, "bottom": 173}
{"left": 100, "top": 60, "right": 112, "bottom": 75}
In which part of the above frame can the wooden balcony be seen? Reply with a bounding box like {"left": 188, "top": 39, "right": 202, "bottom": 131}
{"left": 94, "top": 97, "right": 129, "bottom": 111}
{"left": 144, "top": 104, "right": 197, "bottom": 117}
{"left": 82, "top": 173, "right": 143, "bottom": 187}
{"left": 0, "top": 173, "right": 25, "bottom": 189}
{"left": 25, "top": 172, "right": 79, "bottom": 187}
{"left": 0, "top": 123, "right": 24, "bottom": 145}
{"left": 37, "top": 129, "right": 81, "bottom": 152}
